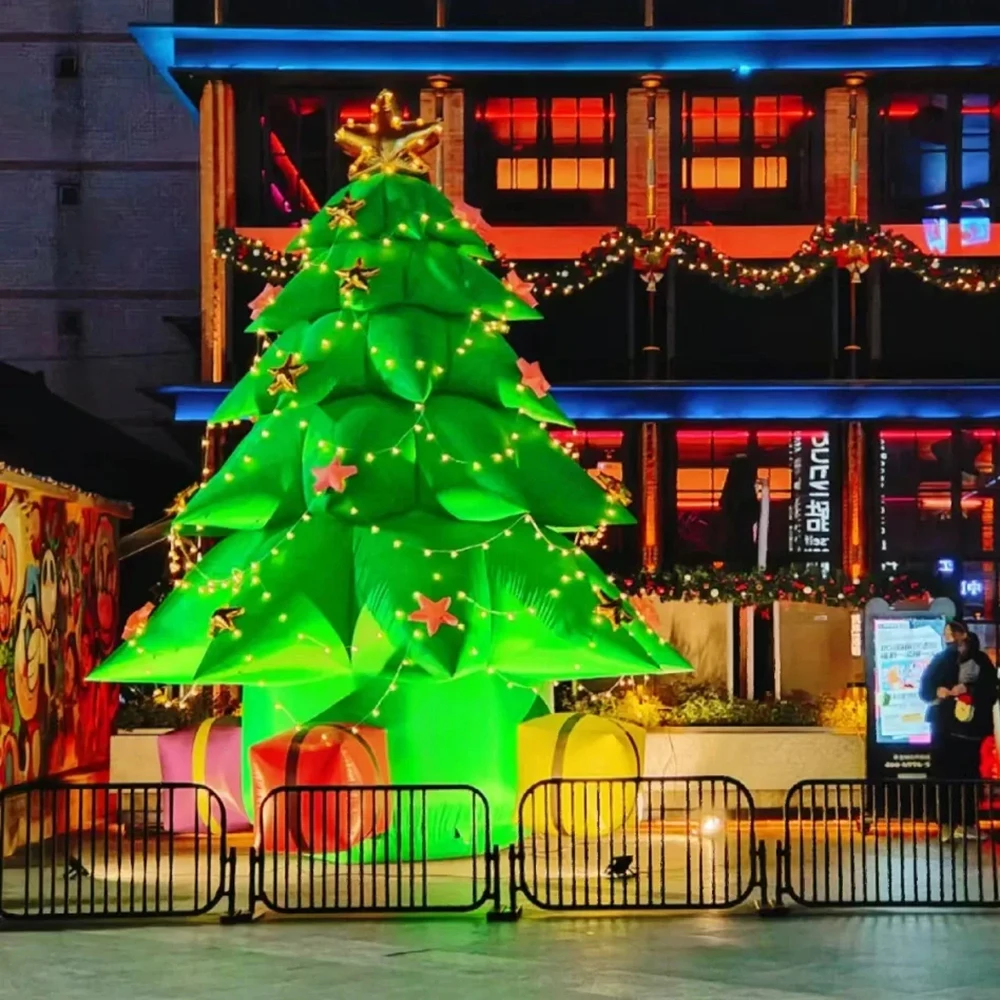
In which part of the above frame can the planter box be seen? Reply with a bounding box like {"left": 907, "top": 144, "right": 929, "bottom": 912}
{"left": 645, "top": 727, "right": 865, "bottom": 809}
{"left": 108, "top": 730, "right": 169, "bottom": 785}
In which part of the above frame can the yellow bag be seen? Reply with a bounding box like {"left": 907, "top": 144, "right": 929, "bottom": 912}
{"left": 517, "top": 713, "right": 645, "bottom": 837}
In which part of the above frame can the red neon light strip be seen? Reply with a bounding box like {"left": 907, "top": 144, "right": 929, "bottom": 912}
{"left": 267, "top": 130, "right": 320, "bottom": 215}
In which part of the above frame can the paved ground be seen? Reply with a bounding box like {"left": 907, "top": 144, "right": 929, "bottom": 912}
{"left": 2, "top": 912, "right": 1000, "bottom": 1000}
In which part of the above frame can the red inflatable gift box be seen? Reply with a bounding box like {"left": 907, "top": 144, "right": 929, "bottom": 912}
{"left": 250, "top": 723, "right": 390, "bottom": 854}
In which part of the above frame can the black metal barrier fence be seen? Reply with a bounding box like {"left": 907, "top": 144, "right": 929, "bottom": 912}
{"left": 0, "top": 782, "right": 236, "bottom": 921}
{"left": 11, "top": 776, "right": 1000, "bottom": 923}
{"left": 777, "top": 779, "right": 1000, "bottom": 908}
{"left": 512, "top": 776, "right": 760, "bottom": 911}
{"left": 248, "top": 784, "right": 496, "bottom": 915}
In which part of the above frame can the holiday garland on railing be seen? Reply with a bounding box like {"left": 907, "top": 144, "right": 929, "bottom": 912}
{"left": 216, "top": 218, "right": 1000, "bottom": 299}
{"left": 618, "top": 566, "right": 933, "bottom": 609}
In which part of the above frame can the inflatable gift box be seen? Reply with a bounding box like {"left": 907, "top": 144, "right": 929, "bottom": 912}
{"left": 157, "top": 719, "right": 252, "bottom": 833}
{"left": 517, "top": 712, "right": 646, "bottom": 838}
{"left": 250, "top": 723, "right": 390, "bottom": 854}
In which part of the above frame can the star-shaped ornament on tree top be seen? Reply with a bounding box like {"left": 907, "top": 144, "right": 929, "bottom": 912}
{"left": 312, "top": 457, "right": 359, "bottom": 495}
{"left": 325, "top": 193, "right": 366, "bottom": 229}
{"left": 408, "top": 593, "right": 459, "bottom": 637}
{"left": 335, "top": 89, "right": 443, "bottom": 179}
{"left": 336, "top": 258, "right": 380, "bottom": 296}
{"left": 595, "top": 591, "right": 634, "bottom": 630}
{"left": 267, "top": 355, "right": 309, "bottom": 396}
{"left": 209, "top": 606, "right": 245, "bottom": 638}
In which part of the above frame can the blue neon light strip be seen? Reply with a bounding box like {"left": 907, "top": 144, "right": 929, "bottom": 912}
{"left": 132, "top": 24, "right": 1000, "bottom": 88}
{"left": 159, "top": 381, "right": 1000, "bottom": 424}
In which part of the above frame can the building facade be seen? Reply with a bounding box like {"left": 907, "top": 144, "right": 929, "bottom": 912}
{"left": 0, "top": 0, "right": 199, "bottom": 460}
{"left": 145, "top": 0, "right": 1000, "bottom": 662}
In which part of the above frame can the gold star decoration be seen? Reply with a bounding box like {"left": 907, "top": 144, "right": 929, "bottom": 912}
{"left": 209, "top": 606, "right": 244, "bottom": 638}
{"left": 335, "top": 89, "right": 443, "bottom": 179}
{"left": 166, "top": 482, "right": 199, "bottom": 517}
{"left": 591, "top": 471, "right": 633, "bottom": 508}
{"left": 267, "top": 354, "right": 309, "bottom": 396}
{"left": 325, "top": 193, "right": 366, "bottom": 229}
{"left": 336, "top": 258, "right": 380, "bottom": 295}
{"left": 595, "top": 591, "right": 634, "bottom": 630}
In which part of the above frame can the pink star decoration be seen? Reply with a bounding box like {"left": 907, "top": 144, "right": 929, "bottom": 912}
{"left": 408, "top": 593, "right": 459, "bottom": 637}
{"left": 248, "top": 283, "right": 281, "bottom": 320}
{"left": 453, "top": 201, "right": 489, "bottom": 236}
{"left": 122, "top": 601, "right": 155, "bottom": 640}
{"left": 311, "top": 457, "right": 358, "bottom": 494}
{"left": 504, "top": 268, "right": 538, "bottom": 308}
{"left": 517, "top": 358, "right": 551, "bottom": 399}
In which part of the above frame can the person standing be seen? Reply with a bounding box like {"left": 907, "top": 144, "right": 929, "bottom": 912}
{"left": 920, "top": 622, "right": 998, "bottom": 840}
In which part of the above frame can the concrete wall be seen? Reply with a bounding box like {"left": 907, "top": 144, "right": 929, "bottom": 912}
{"left": 646, "top": 727, "right": 866, "bottom": 807}
{"left": 0, "top": 0, "right": 199, "bottom": 459}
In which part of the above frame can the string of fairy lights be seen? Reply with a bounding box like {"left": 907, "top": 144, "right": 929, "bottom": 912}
{"left": 215, "top": 217, "right": 1000, "bottom": 300}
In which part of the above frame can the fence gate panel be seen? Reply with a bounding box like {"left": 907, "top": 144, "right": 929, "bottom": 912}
{"left": 0, "top": 782, "right": 234, "bottom": 921}
{"left": 781, "top": 779, "right": 1000, "bottom": 908}
{"left": 253, "top": 784, "right": 494, "bottom": 914}
{"left": 516, "top": 776, "right": 758, "bottom": 910}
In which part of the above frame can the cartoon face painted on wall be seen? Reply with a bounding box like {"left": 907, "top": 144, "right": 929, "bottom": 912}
{"left": 0, "top": 487, "right": 121, "bottom": 790}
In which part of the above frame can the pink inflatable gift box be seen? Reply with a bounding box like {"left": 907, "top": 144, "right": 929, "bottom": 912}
{"left": 157, "top": 719, "right": 251, "bottom": 832}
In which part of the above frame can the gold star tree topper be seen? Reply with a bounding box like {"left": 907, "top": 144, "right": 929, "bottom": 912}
{"left": 335, "top": 90, "right": 442, "bottom": 179}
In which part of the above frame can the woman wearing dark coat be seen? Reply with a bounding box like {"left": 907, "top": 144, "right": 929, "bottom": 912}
{"left": 920, "top": 628, "right": 998, "bottom": 840}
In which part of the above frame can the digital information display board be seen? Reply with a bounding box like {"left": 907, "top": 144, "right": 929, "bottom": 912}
{"left": 866, "top": 611, "right": 947, "bottom": 781}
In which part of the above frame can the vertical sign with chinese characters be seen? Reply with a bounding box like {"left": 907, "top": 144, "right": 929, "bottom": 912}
{"left": 790, "top": 431, "right": 832, "bottom": 555}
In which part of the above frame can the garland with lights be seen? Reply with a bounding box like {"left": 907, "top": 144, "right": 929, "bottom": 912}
{"left": 620, "top": 566, "right": 933, "bottom": 609}
{"left": 216, "top": 218, "right": 1000, "bottom": 299}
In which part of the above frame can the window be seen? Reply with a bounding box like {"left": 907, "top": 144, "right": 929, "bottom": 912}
{"left": 875, "top": 91, "right": 997, "bottom": 233}
{"left": 248, "top": 91, "right": 418, "bottom": 225}
{"left": 57, "top": 310, "right": 82, "bottom": 338}
{"left": 674, "top": 92, "right": 820, "bottom": 224}
{"left": 673, "top": 428, "right": 836, "bottom": 568}
{"left": 467, "top": 94, "right": 621, "bottom": 224}
{"left": 550, "top": 428, "right": 632, "bottom": 564}
{"left": 877, "top": 429, "right": 954, "bottom": 562}
{"left": 55, "top": 52, "right": 78, "bottom": 79}
{"left": 57, "top": 182, "right": 80, "bottom": 206}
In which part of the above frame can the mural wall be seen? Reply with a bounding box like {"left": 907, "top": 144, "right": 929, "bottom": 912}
{"left": 0, "top": 480, "right": 121, "bottom": 792}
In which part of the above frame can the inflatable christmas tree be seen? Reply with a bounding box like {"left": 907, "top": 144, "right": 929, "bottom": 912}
{"left": 92, "top": 92, "right": 689, "bottom": 851}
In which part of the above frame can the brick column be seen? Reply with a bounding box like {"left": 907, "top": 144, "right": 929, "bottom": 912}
{"left": 420, "top": 88, "right": 465, "bottom": 203}
{"left": 626, "top": 88, "right": 670, "bottom": 229}
{"left": 824, "top": 84, "right": 869, "bottom": 221}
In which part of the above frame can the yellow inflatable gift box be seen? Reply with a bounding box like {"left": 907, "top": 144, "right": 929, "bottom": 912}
{"left": 517, "top": 713, "right": 646, "bottom": 837}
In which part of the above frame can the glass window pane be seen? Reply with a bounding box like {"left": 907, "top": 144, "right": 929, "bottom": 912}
{"left": 878, "top": 429, "right": 955, "bottom": 558}
{"left": 514, "top": 158, "right": 539, "bottom": 189}
{"left": 550, "top": 97, "right": 579, "bottom": 144}
{"left": 550, "top": 157, "right": 580, "bottom": 189}
{"left": 578, "top": 97, "right": 607, "bottom": 143}
{"left": 484, "top": 98, "right": 512, "bottom": 143}
{"left": 511, "top": 98, "right": 538, "bottom": 144}
{"left": 690, "top": 156, "right": 741, "bottom": 189}
{"left": 717, "top": 97, "right": 741, "bottom": 142}
{"left": 690, "top": 97, "right": 717, "bottom": 141}
{"left": 754, "top": 96, "right": 778, "bottom": 143}
{"left": 496, "top": 158, "right": 512, "bottom": 189}
{"left": 960, "top": 430, "right": 999, "bottom": 554}
{"left": 576, "top": 158, "right": 607, "bottom": 189}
